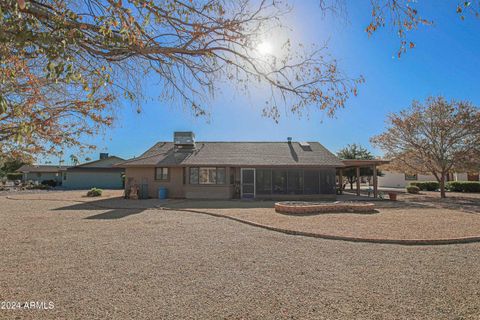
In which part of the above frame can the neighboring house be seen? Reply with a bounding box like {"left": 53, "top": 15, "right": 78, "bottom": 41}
{"left": 378, "top": 170, "right": 480, "bottom": 188}
{"left": 118, "top": 132, "right": 346, "bottom": 200}
{"left": 16, "top": 165, "right": 70, "bottom": 184}
{"left": 63, "top": 153, "right": 125, "bottom": 189}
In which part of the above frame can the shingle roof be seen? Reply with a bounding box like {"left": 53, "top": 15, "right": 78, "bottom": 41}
{"left": 118, "top": 142, "right": 343, "bottom": 167}
{"left": 16, "top": 165, "right": 70, "bottom": 173}
{"left": 69, "top": 156, "right": 125, "bottom": 169}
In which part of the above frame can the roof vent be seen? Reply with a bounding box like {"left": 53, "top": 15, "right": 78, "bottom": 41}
{"left": 99, "top": 153, "right": 109, "bottom": 160}
{"left": 287, "top": 137, "right": 292, "bottom": 143}
{"left": 174, "top": 131, "right": 195, "bottom": 149}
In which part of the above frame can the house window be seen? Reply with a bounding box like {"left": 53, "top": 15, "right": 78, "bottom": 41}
{"left": 216, "top": 168, "right": 226, "bottom": 184}
{"left": 200, "top": 167, "right": 216, "bottom": 184}
{"left": 37, "top": 172, "right": 42, "bottom": 178}
{"left": 405, "top": 173, "right": 417, "bottom": 181}
{"left": 467, "top": 173, "right": 480, "bottom": 181}
{"left": 189, "top": 167, "right": 226, "bottom": 184}
{"left": 190, "top": 167, "right": 199, "bottom": 184}
{"left": 155, "top": 167, "right": 169, "bottom": 181}
{"left": 63, "top": 173, "right": 67, "bottom": 180}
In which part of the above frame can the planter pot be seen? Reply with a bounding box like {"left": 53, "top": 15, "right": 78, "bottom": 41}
{"left": 388, "top": 192, "right": 398, "bottom": 201}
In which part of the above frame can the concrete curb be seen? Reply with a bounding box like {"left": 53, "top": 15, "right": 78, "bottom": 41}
{"left": 162, "top": 208, "right": 480, "bottom": 246}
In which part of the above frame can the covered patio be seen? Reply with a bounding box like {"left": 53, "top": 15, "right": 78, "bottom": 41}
{"left": 337, "top": 159, "right": 390, "bottom": 198}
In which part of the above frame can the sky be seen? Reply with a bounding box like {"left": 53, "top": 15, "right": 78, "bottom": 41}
{"left": 45, "top": 0, "right": 480, "bottom": 165}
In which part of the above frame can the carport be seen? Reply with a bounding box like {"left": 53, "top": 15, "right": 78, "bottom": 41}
{"left": 338, "top": 159, "right": 390, "bottom": 198}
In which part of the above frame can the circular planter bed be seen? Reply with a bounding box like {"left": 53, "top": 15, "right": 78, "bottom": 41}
{"left": 275, "top": 201, "right": 375, "bottom": 214}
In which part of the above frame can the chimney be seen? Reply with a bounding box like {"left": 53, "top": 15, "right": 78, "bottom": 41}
{"left": 99, "top": 153, "right": 109, "bottom": 160}
{"left": 287, "top": 137, "right": 292, "bottom": 143}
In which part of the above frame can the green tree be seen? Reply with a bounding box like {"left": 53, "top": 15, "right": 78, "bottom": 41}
{"left": 70, "top": 154, "right": 79, "bottom": 166}
{"left": 0, "top": 158, "right": 28, "bottom": 177}
{"left": 337, "top": 144, "right": 379, "bottom": 190}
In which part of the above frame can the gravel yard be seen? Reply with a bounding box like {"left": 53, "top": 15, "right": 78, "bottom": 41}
{"left": 1, "top": 194, "right": 480, "bottom": 319}
{"left": 207, "top": 206, "right": 480, "bottom": 241}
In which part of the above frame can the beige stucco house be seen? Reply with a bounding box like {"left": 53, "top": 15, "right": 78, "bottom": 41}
{"left": 118, "top": 132, "right": 345, "bottom": 200}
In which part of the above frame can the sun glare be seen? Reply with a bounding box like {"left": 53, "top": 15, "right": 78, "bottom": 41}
{"left": 257, "top": 41, "right": 273, "bottom": 55}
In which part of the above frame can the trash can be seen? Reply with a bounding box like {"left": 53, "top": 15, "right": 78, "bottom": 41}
{"left": 158, "top": 187, "right": 168, "bottom": 199}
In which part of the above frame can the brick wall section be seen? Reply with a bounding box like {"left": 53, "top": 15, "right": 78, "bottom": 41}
{"left": 275, "top": 202, "right": 375, "bottom": 214}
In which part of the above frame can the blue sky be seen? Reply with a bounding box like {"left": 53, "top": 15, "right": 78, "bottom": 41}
{"left": 47, "top": 1, "right": 480, "bottom": 164}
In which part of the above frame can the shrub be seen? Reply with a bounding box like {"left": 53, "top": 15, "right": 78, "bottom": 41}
{"left": 87, "top": 187, "right": 103, "bottom": 197}
{"left": 6, "top": 172, "right": 23, "bottom": 180}
{"left": 406, "top": 186, "right": 420, "bottom": 194}
{"left": 446, "top": 181, "right": 480, "bottom": 193}
{"left": 409, "top": 181, "right": 439, "bottom": 191}
{"left": 41, "top": 179, "right": 57, "bottom": 187}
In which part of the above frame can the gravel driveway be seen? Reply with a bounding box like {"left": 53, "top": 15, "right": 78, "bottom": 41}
{"left": 1, "top": 196, "right": 480, "bottom": 319}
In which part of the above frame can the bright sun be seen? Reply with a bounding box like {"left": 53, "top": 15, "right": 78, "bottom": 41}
{"left": 257, "top": 41, "right": 273, "bottom": 55}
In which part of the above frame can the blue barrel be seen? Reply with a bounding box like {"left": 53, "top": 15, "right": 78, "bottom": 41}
{"left": 158, "top": 187, "right": 168, "bottom": 199}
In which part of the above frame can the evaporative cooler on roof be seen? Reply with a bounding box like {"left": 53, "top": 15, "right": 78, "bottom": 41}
{"left": 174, "top": 132, "right": 195, "bottom": 149}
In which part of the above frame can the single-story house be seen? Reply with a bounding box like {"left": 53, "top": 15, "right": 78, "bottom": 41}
{"left": 63, "top": 153, "right": 125, "bottom": 189}
{"left": 118, "top": 132, "right": 382, "bottom": 200}
{"left": 16, "top": 165, "right": 70, "bottom": 184}
{"left": 378, "top": 170, "right": 480, "bottom": 188}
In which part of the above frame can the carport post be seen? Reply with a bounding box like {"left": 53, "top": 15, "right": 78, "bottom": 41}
{"left": 338, "top": 168, "right": 343, "bottom": 193}
{"left": 356, "top": 167, "right": 361, "bottom": 196}
{"left": 373, "top": 165, "right": 378, "bottom": 198}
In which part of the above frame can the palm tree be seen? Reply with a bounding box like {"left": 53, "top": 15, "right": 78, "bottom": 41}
{"left": 69, "top": 154, "right": 79, "bottom": 166}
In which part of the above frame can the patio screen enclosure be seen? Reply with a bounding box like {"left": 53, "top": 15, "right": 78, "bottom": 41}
{"left": 253, "top": 168, "right": 336, "bottom": 196}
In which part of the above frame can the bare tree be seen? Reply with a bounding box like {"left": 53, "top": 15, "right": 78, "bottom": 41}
{"left": 2, "top": 0, "right": 479, "bottom": 159}
{"left": 371, "top": 97, "right": 480, "bottom": 198}
{"left": 1, "top": 0, "right": 366, "bottom": 158}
